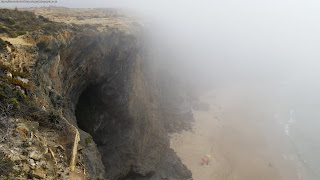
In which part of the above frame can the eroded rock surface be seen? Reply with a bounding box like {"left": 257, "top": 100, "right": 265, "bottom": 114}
{"left": 0, "top": 8, "right": 193, "bottom": 180}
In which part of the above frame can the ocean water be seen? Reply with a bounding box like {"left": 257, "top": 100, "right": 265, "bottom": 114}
{"left": 276, "top": 78, "right": 320, "bottom": 180}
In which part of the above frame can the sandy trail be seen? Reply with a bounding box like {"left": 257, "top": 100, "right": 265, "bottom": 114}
{"left": 2, "top": 36, "right": 33, "bottom": 46}
{"left": 170, "top": 85, "right": 312, "bottom": 180}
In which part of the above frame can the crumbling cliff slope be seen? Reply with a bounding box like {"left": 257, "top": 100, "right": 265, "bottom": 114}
{"left": 0, "top": 8, "right": 193, "bottom": 180}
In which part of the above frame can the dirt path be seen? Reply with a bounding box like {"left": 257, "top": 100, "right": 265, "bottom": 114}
{"left": 2, "top": 36, "right": 33, "bottom": 46}
{"left": 170, "top": 85, "right": 311, "bottom": 180}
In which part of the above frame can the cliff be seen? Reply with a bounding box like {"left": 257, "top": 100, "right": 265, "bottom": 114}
{"left": 0, "top": 8, "right": 193, "bottom": 180}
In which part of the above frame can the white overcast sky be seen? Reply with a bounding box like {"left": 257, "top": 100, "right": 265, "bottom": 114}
{"left": 1, "top": 0, "right": 320, "bottom": 83}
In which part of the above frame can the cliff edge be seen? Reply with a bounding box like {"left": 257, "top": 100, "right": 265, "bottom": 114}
{"left": 0, "top": 8, "right": 193, "bottom": 180}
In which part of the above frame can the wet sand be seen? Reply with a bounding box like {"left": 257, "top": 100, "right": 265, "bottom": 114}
{"left": 170, "top": 84, "right": 312, "bottom": 180}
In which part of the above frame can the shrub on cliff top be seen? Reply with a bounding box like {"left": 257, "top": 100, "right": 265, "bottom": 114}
{"left": 0, "top": 9, "right": 66, "bottom": 38}
{"left": 0, "top": 38, "right": 7, "bottom": 52}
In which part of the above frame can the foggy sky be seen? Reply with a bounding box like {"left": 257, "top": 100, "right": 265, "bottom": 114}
{"left": 2, "top": 0, "right": 320, "bottom": 85}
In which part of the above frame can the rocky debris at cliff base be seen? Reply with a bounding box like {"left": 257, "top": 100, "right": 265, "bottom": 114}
{"left": 0, "top": 118, "right": 88, "bottom": 179}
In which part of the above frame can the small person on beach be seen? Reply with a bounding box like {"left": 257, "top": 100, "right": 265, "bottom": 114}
{"left": 202, "top": 154, "right": 211, "bottom": 167}
{"left": 202, "top": 157, "right": 208, "bottom": 166}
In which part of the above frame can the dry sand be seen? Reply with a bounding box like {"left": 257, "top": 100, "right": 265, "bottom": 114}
{"left": 170, "top": 85, "right": 312, "bottom": 180}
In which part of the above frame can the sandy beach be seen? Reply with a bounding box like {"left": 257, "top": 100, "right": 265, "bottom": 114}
{"left": 170, "top": 84, "right": 312, "bottom": 180}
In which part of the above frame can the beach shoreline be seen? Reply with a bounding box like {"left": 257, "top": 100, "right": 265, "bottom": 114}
{"left": 170, "top": 87, "right": 312, "bottom": 180}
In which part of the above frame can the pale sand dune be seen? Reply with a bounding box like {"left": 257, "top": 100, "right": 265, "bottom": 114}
{"left": 171, "top": 86, "right": 311, "bottom": 180}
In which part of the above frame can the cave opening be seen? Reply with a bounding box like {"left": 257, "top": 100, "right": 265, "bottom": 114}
{"left": 75, "top": 83, "right": 139, "bottom": 179}
{"left": 75, "top": 84, "right": 106, "bottom": 136}
{"left": 75, "top": 82, "right": 131, "bottom": 146}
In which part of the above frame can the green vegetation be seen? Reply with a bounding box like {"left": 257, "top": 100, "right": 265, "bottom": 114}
{"left": 14, "top": 90, "right": 27, "bottom": 101}
{"left": 0, "top": 9, "right": 66, "bottom": 38}
{"left": 0, "top": 62, "right": 34, "bottom": 91}
{"left": 0, "top": 86, "right": 8, "bottom": 100}
{"left": 48, "top": 110, "right": 60, "bottom": 121}
{"left": 0, "top": 77, "right": 35, "bottom": 116}
{"left": 12, "top": 169, "right": 25, "bottom": 176}
{"left": 0, "top": 38, "right": 7, "bottom": 51}
{"left": 0, "top": 151, "right": 14, "bottom": 177}
{"left": 0, "top": 62, "right": 28, "bottom": 78}
{"left": 16, "top": 30, "right": 26, "bottom": 36}
{"left": 3, "top": 76, "right": 34, "bottom": 91}
{"left": 0, "top": 152, "right": 26, "bottom": 179}
{"left": 79, "top": 23, "right": 98, "bottom": 31}
{"left": 11, "top": 70, "right": 27, "bottom": 78}
{"left": 85, "top": 136, "right": 93, "bottom": 145}
{"left": 10, "top": 98, "right": 20, "bottom": 109}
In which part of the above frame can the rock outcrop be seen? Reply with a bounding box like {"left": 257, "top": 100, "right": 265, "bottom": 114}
{"left": 0, "top": 8, "right": 193, "bottom": 180}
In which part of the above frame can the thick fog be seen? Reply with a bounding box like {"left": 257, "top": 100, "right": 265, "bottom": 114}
{"left": 59, "top": 0, "right": 320, "bottom": 88}
{"left": 4, "top": 0, "right": 320, "bottom": 86}
{"left": 64, "top": 0, "right": 320, "bottom": 86}
{"left": 3, "top": 1, "right": 320, "bottom": 178}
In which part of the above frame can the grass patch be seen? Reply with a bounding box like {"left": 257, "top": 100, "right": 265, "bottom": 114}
{"left": 85, "top": 136, "right": 93, "bottom": 145}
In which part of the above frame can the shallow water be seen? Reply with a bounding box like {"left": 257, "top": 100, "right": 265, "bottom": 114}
{"left": 209, "top": 80, "right": 320, "bottom": 180}
{"left": 276, "top": 79, "right": 320, "bottom": 180}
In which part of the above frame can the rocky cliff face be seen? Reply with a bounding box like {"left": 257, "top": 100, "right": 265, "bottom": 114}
{"left": 0, "top": 8, "right": 193, "bottom": 180}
